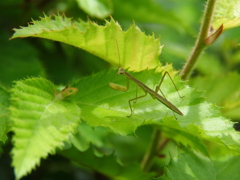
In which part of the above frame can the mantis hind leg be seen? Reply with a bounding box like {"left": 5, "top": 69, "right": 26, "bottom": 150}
{"left": 127, "top": 90, "right": 148, "bottom": 117}
{"left": 155, "top": 71, "right": 184, "bottom": 99}
{"left": 154, "top": 71, "right": 184, "bottom": 120}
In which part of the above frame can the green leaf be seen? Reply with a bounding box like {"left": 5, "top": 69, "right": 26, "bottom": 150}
{"left": 72, "top": 68, "right": 240, "bottom": 153}
{"left": 0, "top": 86, "right": 10, "bottom": 142}
{"left": 196, "top": 53, "right": 225, "bottom": 76}
{"left": 10, "top": 77, "right": 81, "bottom": 179}
{"left": 158, "top": 148, "right": 240, "bottom": 180}
{"left": 70, "top": 123, "right": 153, "bottom": 163}
{"left": 72, "top": 67, "right": 182, "bottom": 135}
{"left": 75, "top": 0, "right": 113, "bottom": 19}
{"left": 60, "top": 146, "right": 154, "bottom": 180}
{"left": 213, "top": 0, "right": 240, "bottom": 30}
{"left": 157, "top": 149, "right": 215, "bottom": 180}
{"left": 213, "top": 154, "right": 240, "bottom": 180}
{"left": 70, "top": 122, "right": 112, "bottom": 152}
{"left": 161, "top": 127, "right": 208, "bottom": 157}
{"left": 10, "top": 14, "right": 161, "bottom": 71}
{"left": 109, "top": 126, "right": 153, "bottom": 163}
{"left": 211, "top": 146, "right": 240, "bottom": 180}
{"left": 189, "top": 72, "right": 240, "bottom": 119}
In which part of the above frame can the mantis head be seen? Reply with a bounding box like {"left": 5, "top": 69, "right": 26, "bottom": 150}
{"left": 117, "top": 67, "right": 125, "bottom": 75}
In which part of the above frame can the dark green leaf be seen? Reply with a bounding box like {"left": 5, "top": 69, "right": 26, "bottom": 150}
{"left": 0, "top": 86, "right": 10, "bottom": 142}
{"left": 60, "top": 146, "right": 154, "bottom": 180}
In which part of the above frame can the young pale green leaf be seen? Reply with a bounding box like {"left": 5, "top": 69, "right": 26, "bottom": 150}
{"left": 76, "top": 0, "right": 113, "bottom": 19}
{"left": 60, "top": 146, "right": 154, "bottom": 180}
{"left": 72, "top": 67, "right": 240, "bottom": 153}
{"left": 0, "top": 86, "right": 10, "bottom": 142}
{"left": 157, "top": 149, "right": 215, "bottom": 180}
{"left": 10, "top": 78, "right": 81, "bottom": 179}
{"left": 213, "top": 0, "right": 240, "bottom": 31}
{"left": 10, "top": 14, "right": 161, "bottom": 71}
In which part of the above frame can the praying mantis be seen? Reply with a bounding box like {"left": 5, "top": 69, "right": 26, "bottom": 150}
{"left": 109, "top": 42, "right": 184, "bottom": 117}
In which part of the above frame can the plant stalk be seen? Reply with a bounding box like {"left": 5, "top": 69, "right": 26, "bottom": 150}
{"left": 180, "top": 0, "right": 217, "bottom": 80}
{"left": 141, "top": 128, "right": 167, "bottom": 172}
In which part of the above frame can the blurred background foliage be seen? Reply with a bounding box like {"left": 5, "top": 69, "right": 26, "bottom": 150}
{"left": 0, "top": 0, "right": 239, "bottom": 179}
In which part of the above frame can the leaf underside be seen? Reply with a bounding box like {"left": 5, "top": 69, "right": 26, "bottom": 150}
{"left": 11, "top": 14, "right": 161, "bottom": 71}
{"left": 213, "top": 0, "right": 240, "bottom": 30}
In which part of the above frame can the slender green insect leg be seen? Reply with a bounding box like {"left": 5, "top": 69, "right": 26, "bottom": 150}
{"left": 173, "top": 112, "right": 177, "bottom": 120}
{"left": 165, "top": 71, "right": 184, "bottom": 98}
{"left": 165, "top": 111, "right": 178, "bottom": 120}
{"left": 153, "top": 71, "right": 168, "bottom": 99}
{"left": 127, "top": 91, "right": 148, "bottom": 117}
{"left": 156, "top": 71, "right": 184, "bottom": 99}
{"left": 159, "top": 89, "right": 167, "bottom": 99}
{"left": 133, "top": 85, "right": 138, "bottom": 104}
{"left": 155, "top": 71, "right": 167, "bottom": 94}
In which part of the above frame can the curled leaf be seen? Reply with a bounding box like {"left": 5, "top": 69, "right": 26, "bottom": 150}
{"left": 205, "top": 24, "right": 223, "bottom": 45}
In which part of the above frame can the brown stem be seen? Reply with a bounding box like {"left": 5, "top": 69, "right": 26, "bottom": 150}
{"left": 180, "top": 0, "right": 217, "bottom": 80}
{"left": 141, "top": 128, "right": 161, "bottom": 172}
